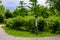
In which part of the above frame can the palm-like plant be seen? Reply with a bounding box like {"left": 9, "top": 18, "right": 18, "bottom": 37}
{"left": 17, "top": 0, "right": 28, "bottom": 16}
{"left": 28, "top": 0, "right": 38, "bottom": 15}
{"left": 17, "top": 1, "right": 26, "bottom": 9}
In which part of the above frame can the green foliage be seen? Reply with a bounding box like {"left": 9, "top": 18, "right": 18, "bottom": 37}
{"left": 0, "top": 5, "right": 5, "bottom": 14}
{"left": 40, "top": 6, "right": 49, "bottom": 18}
{"left": 13, "top": 10, "right": 20, "bottom": 17}
{"left": 46, "top": 0, "right": 60, "bottom": 11}
{"left": 14, "top": 0, "right": 28, "bottom": 17}
{"left": 5, "top": 10, "right": 13, "bottom": 19}
{"left": 5, "top": 16, "right": 35, "bottom": 32}
{"left": 0, "top": 14, "right": 4, "bottom": 23}
{"left": 29, "top": 0, "right": 38, "bottom": 15}
{"left": 47, "top": 16, "right": 60, "bottom": 33}
{"left": 38, "top": 17, "right": 46, "bottom": 31}
{"left": 14, "top": 16, "right": 25, "bottom": 27}
{"left": 5, "top": 16, "right": 60, "bottom": 34}
{"left": 24, "top": 16, "right": 35, "bottom": 32}
{"left": 0, "top": 3, "right": 5, "bottom": 23}
{"left": 30, "top": 0, "right": 37, "bottom": 2}
{"left": 6, "top": 18, "right": 14, "bottom": 29}
{"left": 4, "top": 19, "right": 7, "bottom": 24}
{"left": 6, "top": 16, "right": 24, "bottom": 30}
{"left": 1, "top": 0, "right": 60, "bottom": 34}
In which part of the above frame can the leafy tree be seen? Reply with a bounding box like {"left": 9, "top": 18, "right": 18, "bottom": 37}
{"left": 46, "top": 0, "right": 60, "bottom": 11}
{"left": 46, "top": 0, "right": 60, "bottom": 15}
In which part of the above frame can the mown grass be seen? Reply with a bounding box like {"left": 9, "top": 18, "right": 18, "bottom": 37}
{"left": 2, "top": 26, "right": 60, "bottom": 37}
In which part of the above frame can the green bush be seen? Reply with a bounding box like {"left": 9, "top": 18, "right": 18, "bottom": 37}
{"left": 5, "top": 16, "right": 35, "bottom": 32}
{"left": 47, "top": 16, "right": 60, "bottom": 33}
{"left": 4, "top": 19, "right": 8, "bottom": 24}
{"left": 0, "top": 14, "right": 4, "bottom": 23}
{"left": 48, "top": 20, "right": 60, "bottom": 33}
{"left": 6, "top": 18, "right": 14, "bottom": 29}
{"left": 14, "top": 16, "right": 25, "bottom": 26}
{"left": 24, "top": 16, "right": 35, "bottom": 32}
{"left": 6, "top": 16, "right": 25, "bottom": 30}
{"left": 5, "top": 16, "right": 60, "bottom": 33}
{"left": 5, "top": 11, "right": 13, "bottom": 19}
{"left": 38, "top": 17, "right": 46, "bottom": 31}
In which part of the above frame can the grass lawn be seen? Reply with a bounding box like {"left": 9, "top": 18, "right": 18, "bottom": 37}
{"left": 2, "top": 26, "right": 60, "bottom": 37}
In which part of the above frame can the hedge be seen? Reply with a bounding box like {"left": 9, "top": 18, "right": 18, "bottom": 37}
{"left": 5, "top": 16, "right": 60, "bottom": 33}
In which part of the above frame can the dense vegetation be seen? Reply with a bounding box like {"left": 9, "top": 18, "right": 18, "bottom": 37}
{"left": 0, "top": 0, "right": 60, "bottom": 36}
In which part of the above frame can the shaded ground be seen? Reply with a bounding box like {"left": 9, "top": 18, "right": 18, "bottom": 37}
{"left": 0, "top": 25, "right": 60, "bottom": 40}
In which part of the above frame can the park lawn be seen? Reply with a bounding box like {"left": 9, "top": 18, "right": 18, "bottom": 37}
{"left": 2, "top": 26, "right": 60, "bottom": 37}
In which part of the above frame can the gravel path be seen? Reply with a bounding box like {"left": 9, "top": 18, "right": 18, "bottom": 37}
{"left": 0, "top": 25, "right": 60, "bottom": 40}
